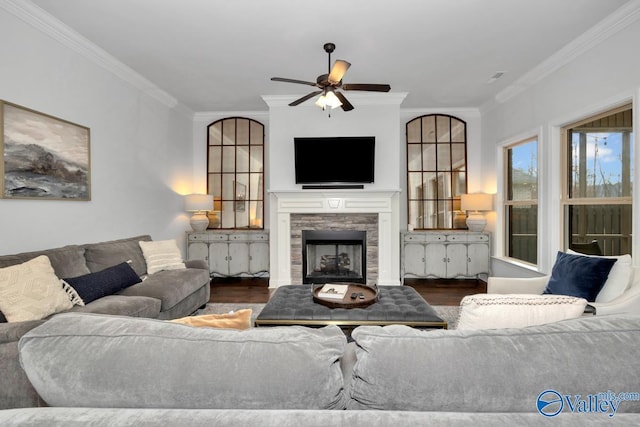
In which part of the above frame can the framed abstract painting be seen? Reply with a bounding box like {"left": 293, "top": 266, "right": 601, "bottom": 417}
{"left": 1, "top": 101, "right": 90, "bottom": 200}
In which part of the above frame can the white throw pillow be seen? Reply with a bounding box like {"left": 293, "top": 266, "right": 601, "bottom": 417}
{"left": 566, "top": 249, "right": 633, "bottom": 303}
{"left": 138, "top": 240, "right": 186, "bottom": 275}
{"left": 0, "top": 255, "right": 73, "bottom": 322}
{"left": 456, "top": 294, "right": 587, "bottom": 331}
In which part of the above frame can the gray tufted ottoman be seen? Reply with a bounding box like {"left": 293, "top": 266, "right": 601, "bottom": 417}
{"left": 255, "top": 285, "right": 447, "bottom": 333}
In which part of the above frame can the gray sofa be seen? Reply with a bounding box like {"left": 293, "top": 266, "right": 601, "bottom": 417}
{"left": 0, "top": 235, "right": 210, "bottom": 409}
{"left": 0, "top": 312, "right": 639, "bottom": 425}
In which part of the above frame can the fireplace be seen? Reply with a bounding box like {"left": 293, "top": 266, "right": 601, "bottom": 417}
{"left": 268, "top": 190, "right": 401, "bottom": 288}
{"left": 302, "top": 230, "right": 366, "bottom": 284}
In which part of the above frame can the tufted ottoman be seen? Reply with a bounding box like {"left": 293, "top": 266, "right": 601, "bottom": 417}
{"left": 255, "top": 285, "right": 447, "bottom": 334}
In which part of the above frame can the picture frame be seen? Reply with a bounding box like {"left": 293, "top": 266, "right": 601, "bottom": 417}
{"left": 1, "top": 101, "right": 90, "bottom": 201}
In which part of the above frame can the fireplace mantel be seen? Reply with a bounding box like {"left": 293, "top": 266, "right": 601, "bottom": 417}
{"left": 268, "top": 190, "right": 401, "bottom": 288}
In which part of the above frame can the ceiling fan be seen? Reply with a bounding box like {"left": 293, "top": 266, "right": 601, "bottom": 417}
{"left": 271, "top": 42, "right": 391, "bottom": 112}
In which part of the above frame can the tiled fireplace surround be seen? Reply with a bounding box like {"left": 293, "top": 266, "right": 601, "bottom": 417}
{"left": 269, "top": 191, "right": 401, "bottom": 288}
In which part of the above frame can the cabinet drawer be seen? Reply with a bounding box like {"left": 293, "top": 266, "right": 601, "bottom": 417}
{"left": 424, "top": 234, "right": 446, "bottom": 242}
{"left": 207, "top": 233, "right": 229, "bottom": 241}
{"left": 467, "top": 234, "right": 489, "bottom": 242}
{"left": 188, "top": 233, "right": 210, "bottom": 242}
{"left": 403, "top": 234, "right": 426, "bottom": 242}
{"left": 229, "top": 233, "right": 269, "bottom": 242}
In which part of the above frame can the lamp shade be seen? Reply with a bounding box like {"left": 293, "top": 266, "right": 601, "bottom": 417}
{"left": 460, "top": 193, "right": 493, "bottom": 212}
{"left": 184, "top": 194, "right": 213, "bottom": 212}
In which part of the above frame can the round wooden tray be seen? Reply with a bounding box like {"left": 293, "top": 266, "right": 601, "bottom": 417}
{"left": 312, "top": 283, "right": 379, "bottom": 309}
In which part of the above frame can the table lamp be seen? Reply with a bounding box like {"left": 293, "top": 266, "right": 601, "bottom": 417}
{"left": 184, "top": 194, "right": 213, "bottom": 232}
{"left": 460, "top": 193, "right": 493, "bottom": 232}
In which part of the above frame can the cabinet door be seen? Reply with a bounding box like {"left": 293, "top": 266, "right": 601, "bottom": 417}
{"left": 404, "top": 243, "right": 426, "bottom": 276}
{"left": 249, "top": 242, "right": 269, "bottom": 274}
{"left": 424, "top": 243, "right": 447, "bottom": 278}
{"left": 467, "top": 243, "right": 489, "bottom": 277}
{"left": 187, "top": 241, "right": 209, "bottom": 262}
{"left": 209, "top": 242, "right": 230, "bottom": 276}
{"left": 445, "top": 244, "right": 468, "bottom": 278}
{"left": 228, "top": 242, "right": 250, "bottom": 276}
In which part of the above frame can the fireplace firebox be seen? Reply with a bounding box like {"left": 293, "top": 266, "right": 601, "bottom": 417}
{"left": 301, "top": 230, "right": 366, "bottom": 284}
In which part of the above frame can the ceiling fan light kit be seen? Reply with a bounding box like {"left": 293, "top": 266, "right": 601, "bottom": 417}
{"left": 315, "top": 90, "right": 342, "bottom": 110}
{"left": 271, "top": 42, "right": 391, "bottom": 112}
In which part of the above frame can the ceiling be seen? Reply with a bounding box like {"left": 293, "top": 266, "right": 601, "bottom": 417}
{"left": 30, "top": 0, "right": 630, "bottom": 112}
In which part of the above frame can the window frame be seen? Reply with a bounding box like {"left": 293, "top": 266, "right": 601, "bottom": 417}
{"left": 560, "top": 103, "right": 633, "bottom": 255}
{"left": 503, "top": 136, "right": 539, "bottom": 266}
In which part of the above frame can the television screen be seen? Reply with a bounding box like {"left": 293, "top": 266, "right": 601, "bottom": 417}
{"left": 294, "top": 136, "right": 375, "bottom": 185}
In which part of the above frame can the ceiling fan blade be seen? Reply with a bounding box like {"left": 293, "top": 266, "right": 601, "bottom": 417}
{"left": 271, "top": 77, "right": 317, "bottom": 86}
{"left": 335, "top": 91, "right": 354, "bottom": 111}
{"left": 289, "top": 90, "right": 323, "bottom": 106}
{"left": 328, "top": 60, "right": 351, "bottom": 85}
{"left": 342, "top": 83, "right": 391, "bottom": 92}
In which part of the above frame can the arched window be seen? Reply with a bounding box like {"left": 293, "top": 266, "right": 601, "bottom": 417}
{"left": 207, "top": 117, "right": 264, "bottom": 229}
{"left": 406, "top": 114, "right": 467, "bottom": 229}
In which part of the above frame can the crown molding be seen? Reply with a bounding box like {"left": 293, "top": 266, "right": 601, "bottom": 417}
{"left": 1, "top": 0, "right": 193, "bottom": 116}
{"left": 485, "top": 0, "right": 640, "bottom": 110}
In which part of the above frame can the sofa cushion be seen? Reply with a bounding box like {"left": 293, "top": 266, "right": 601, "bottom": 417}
{"left": 543, "top": 251, "right": 617, "bottom": 301}
{"left": 138, "top": 239, "right": 185, "bottom": 275}
{"left": 119, "top": 267, "right": 210, "bottom": 312}
{"left": 170, "top": 309, "right": 252, "bottom": 330}
{"left": 0, "top": 245, "right": 90, "bottom": 279}
{"left": 0, "top": 256, "right": 73, "bottom": 322}
{"left": 63, "top": 262, "right": 142, "bottom": 304}
{"left": 456, "top": 294, "right": 587, "bottom": 330}
{"left": 82, "top": 235, "right": 151, "bottom": 276}
{"left": 19, "top": 313, "right": 348, "bottom": 410}
{"left": 68, "top": 295, "right": 161, "bottom": 318}
{"left": 347, "top": 315, "right": 640, "bottom": 412}
{"left": 566, "top": 249, "right": 633, "bottom": 303}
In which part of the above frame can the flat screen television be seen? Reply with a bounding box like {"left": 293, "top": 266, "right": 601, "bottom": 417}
{"left": 294, "top": 136, "right": 375, "bottom": 186}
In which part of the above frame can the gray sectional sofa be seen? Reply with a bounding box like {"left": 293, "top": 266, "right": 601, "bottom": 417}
{"left": 0, "top": 312, "right": 639, "bottom": 425}
{"left": 0, "top": 235, "right": 211, "bottom": 409}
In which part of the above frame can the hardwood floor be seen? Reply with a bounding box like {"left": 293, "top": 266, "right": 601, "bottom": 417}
{"left": 210, "top": 278, "right": 486, "bottom": 306}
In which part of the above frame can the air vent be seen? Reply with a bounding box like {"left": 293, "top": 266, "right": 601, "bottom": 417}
{"left": 486, "top": 71, "right": 506, "bottom": 84}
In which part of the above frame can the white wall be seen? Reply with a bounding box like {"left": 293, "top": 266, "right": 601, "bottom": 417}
{"left": 482, "top": 17, "right": 640, "bottom": 275}
{"left": 0, "top": 8, "right": 195, "bottom": 255}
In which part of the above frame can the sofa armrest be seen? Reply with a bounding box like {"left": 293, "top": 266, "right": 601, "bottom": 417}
{"left": 0, "top": 320, "right": 45, "bottom": 344}
{"left": 486, "top": 275, "right": 549, "bottom": 294}
{"left": 184, "top": 259, "right": 208, "bottom": 270}
{"left": 590, "top": 282, "right": 640, "bottom": 315}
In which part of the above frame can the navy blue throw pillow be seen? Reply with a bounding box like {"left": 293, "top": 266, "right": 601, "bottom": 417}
{"left": 64, "top": 262, "right": 141, "bottom": 304}
{"left": 0, "top": 310, "right": 6, "bottom": 323}
{"left": 543, "top": 251, "right": 617, "bottom": 301}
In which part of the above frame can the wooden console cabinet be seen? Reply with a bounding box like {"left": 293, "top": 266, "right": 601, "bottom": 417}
{"left": 401, "top": 230, "right": 489, "bottom": 281}
{"left": 186, "top": 231, "right": 269, "bottom": 278}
